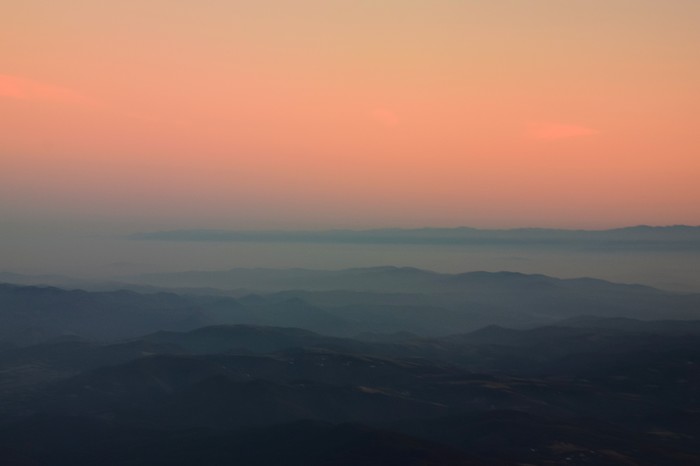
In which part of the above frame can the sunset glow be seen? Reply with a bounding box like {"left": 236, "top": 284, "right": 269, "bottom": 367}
{"left": 2, "top": 1, "right": 699, "bottom": 229}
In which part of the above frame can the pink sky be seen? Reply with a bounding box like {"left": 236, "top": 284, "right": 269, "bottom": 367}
{"left": 2, "top": 1, "right": 699, "bottom": 229}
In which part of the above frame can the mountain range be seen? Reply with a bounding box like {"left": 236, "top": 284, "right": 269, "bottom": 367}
{"left": 2, "top": 265, "right": 699, "bottom": 464}
{"left": 1, "top": 319, "right": 699, "bottom": 465}
{"left": 130, "top": 225, "right": 700, "bottom": 250}
{"left": 2, "top": 267, "right": 700, "bottom": 345}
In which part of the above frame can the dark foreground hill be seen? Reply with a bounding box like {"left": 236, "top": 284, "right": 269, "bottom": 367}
{"left": 1, "top": 320, "right": 699, "bottom": 465}
{"left": 0, "top": 417, "right": 489, "bottom": 466}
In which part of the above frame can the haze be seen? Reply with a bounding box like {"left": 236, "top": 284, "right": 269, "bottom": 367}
{"left": 2, "top": 1, "right": 699, "bottom": 289}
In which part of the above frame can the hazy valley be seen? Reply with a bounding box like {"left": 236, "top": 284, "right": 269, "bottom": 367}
{"left": 1, "top": 264, "right": 699, "bottom": 465}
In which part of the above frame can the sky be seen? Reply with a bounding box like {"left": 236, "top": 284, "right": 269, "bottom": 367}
{"left": 2, "top": 0, "right": 699, "bottom": 231}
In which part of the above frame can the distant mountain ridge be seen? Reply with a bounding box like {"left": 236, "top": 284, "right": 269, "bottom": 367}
{"left": 130, "top": 225, "right": 700, "bottom": 250}
{"left": 131, "top": 266, "right": 660, "bottom": 293}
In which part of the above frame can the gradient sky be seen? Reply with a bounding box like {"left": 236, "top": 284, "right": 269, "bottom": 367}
{"left": 2, "top": 0, "right": 699, "bottom": 230}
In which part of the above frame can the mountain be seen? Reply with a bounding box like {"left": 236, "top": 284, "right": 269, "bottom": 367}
{"left": 1, "top": 319, "right": 699, "bottom": 465}
{"left": 3, "top": 271, "right": 700, "bottom": 346}
{"left": 128, "top": 266, "right": 664, "bottom": 295}
{"left": 130, "top": 225, "right": 700, "bottom": 251}
{"left": 0, "top": 284, "right": 354, "bottom": 345}
{"left": 558, "top": 315, "right": 700, "bottom": 334}
{"left": 387, "top": 411, "right": 699, "bottom": 466}
{"left": 0, "top": 417, "right": 489, "bottom": 466}
{"left": 0, "top": 283, "right": 206, "bottom": 345}
{"left": 129, "top": 267, "right": 700, "bottom": 324}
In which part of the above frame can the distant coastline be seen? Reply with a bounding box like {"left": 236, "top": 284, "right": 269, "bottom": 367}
{"left": 130, "top": 225, "right": 700, "bottom": 250}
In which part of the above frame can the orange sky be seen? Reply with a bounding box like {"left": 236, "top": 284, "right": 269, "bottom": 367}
{"left": 2, "top": 0, "right": 699, "bottom": 229}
